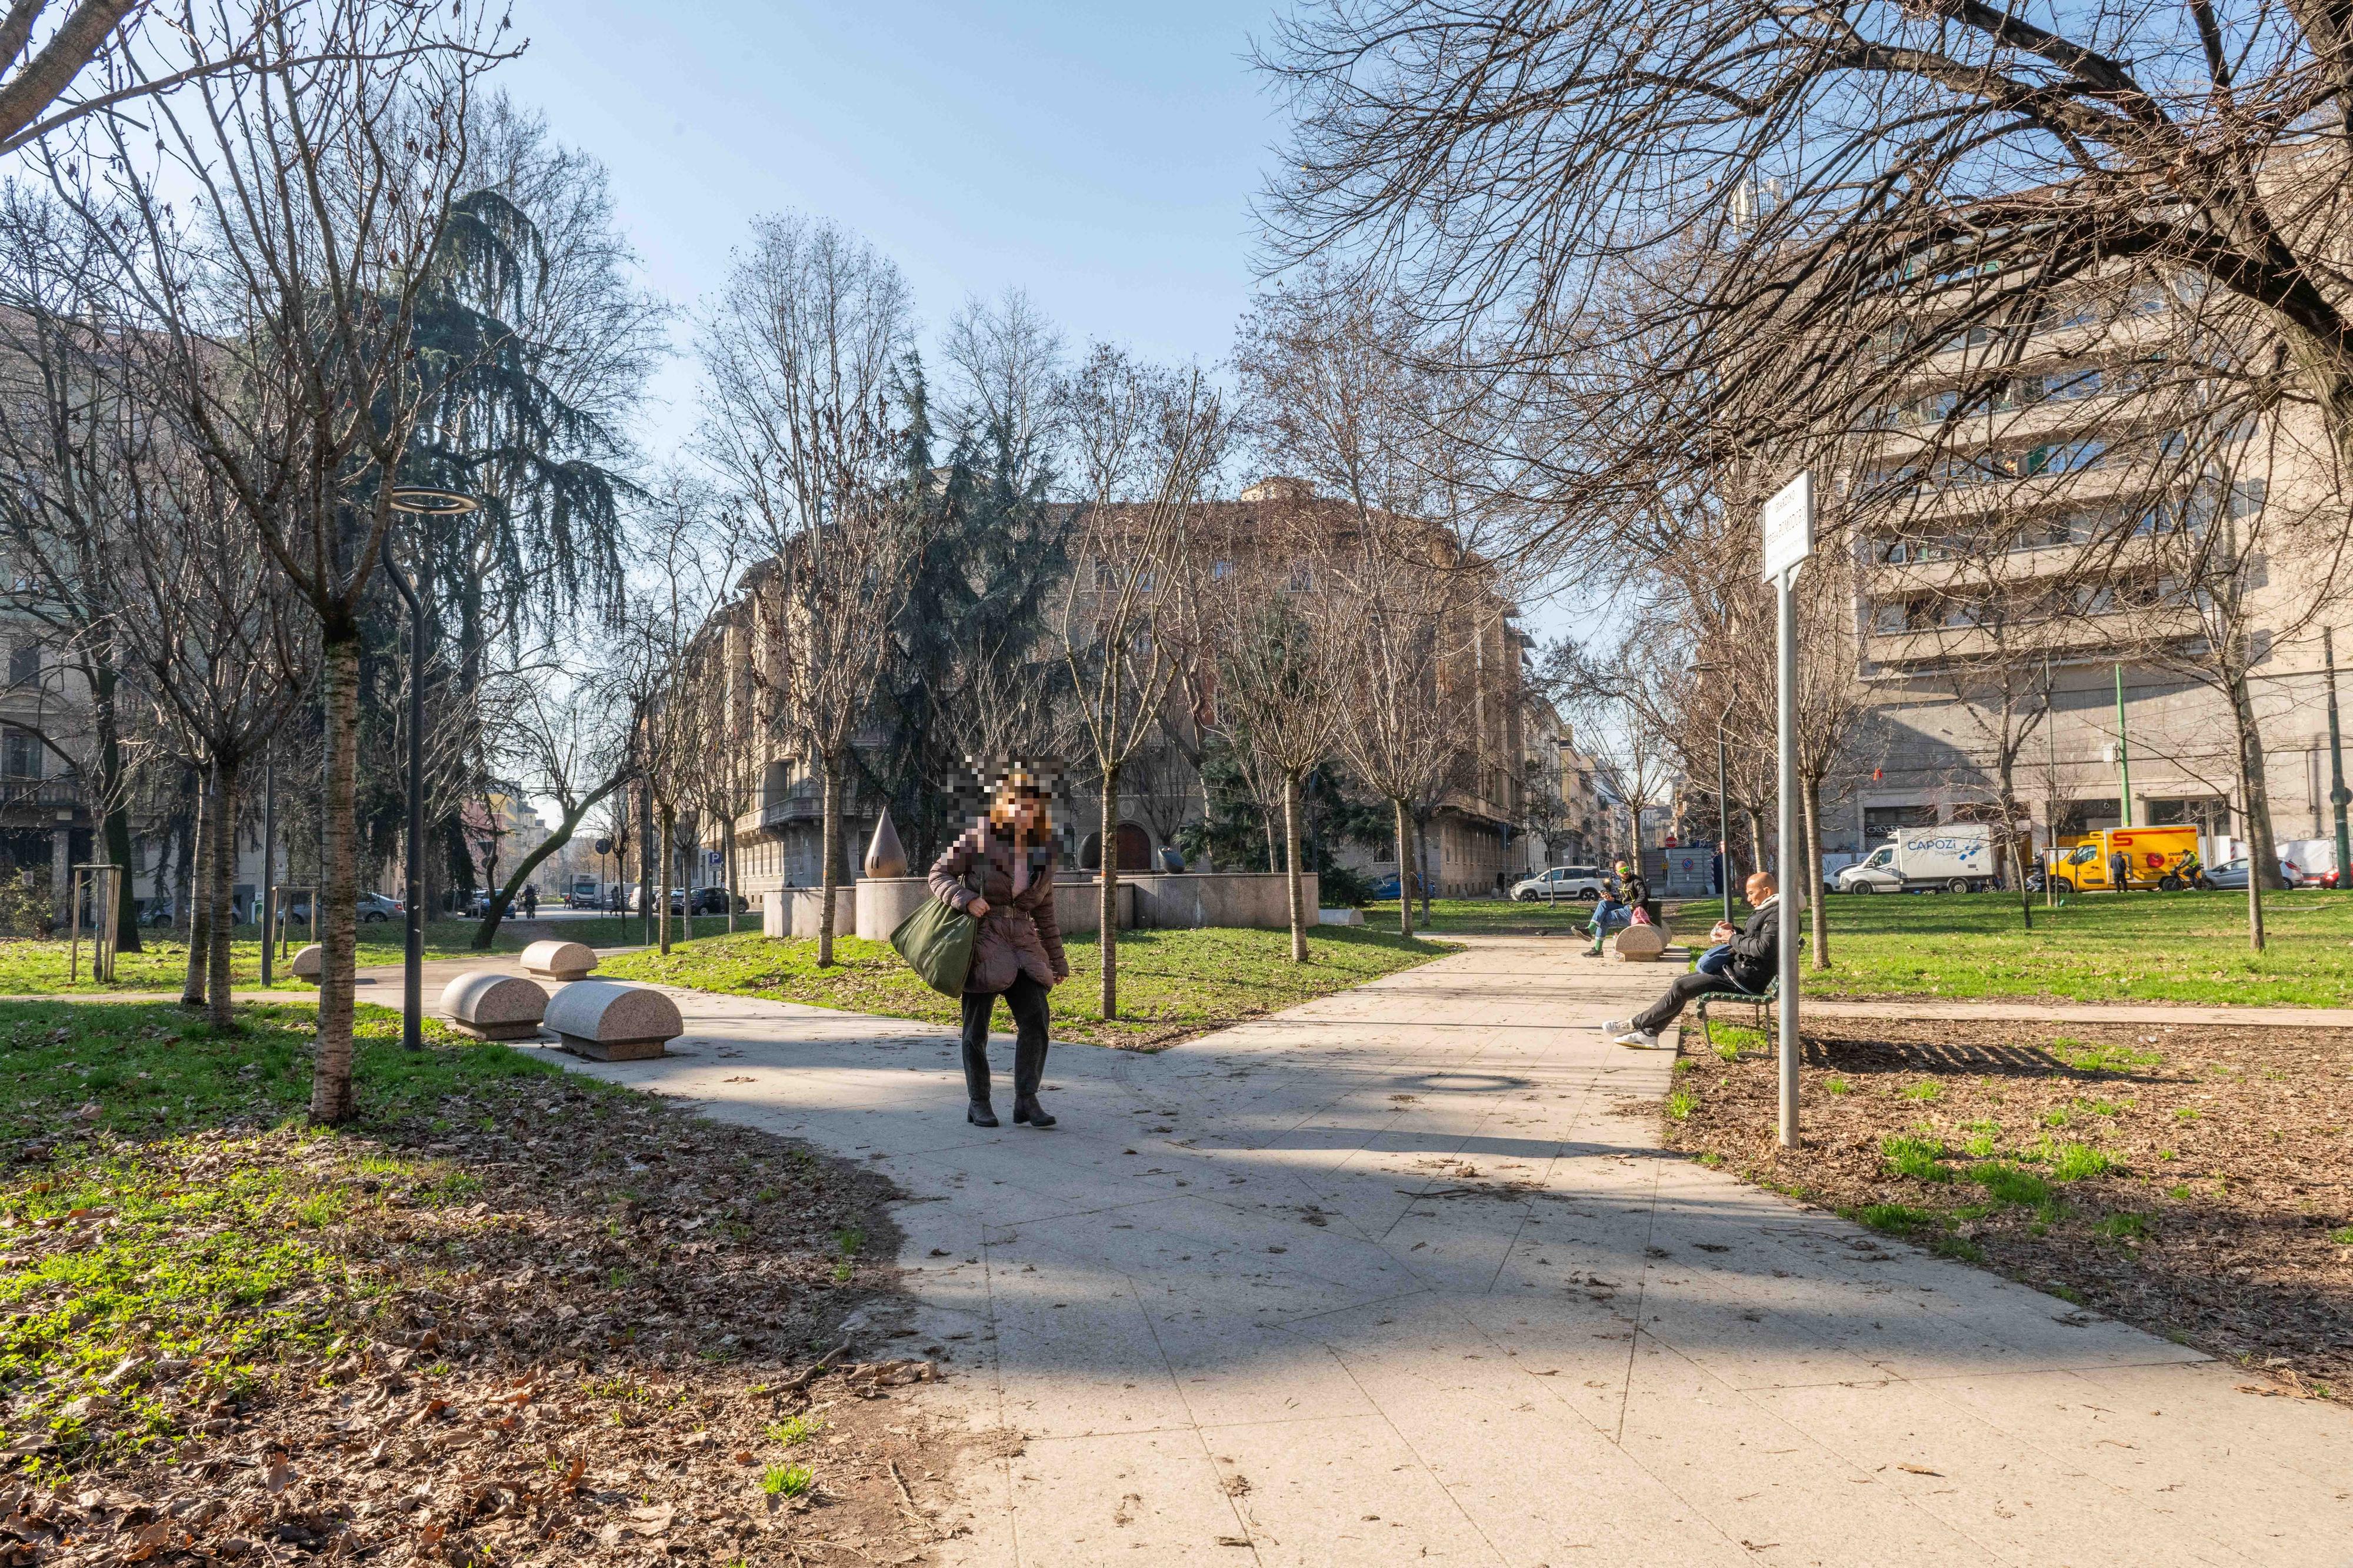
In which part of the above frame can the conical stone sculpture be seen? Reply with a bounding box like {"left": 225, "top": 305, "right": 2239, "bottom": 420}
{"left": 864, "top": 809, "right": 909, "bottom": 879}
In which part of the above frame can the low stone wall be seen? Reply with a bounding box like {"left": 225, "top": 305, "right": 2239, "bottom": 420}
{"left": 855, "top": 878, "right": 931, "bottom": 941}
{"left": 1122, "top": 872, "right": 1317, "bottom": 931}
{"left": 775, "top": 873, "right": 1314, "bottom": 939}
{"left": 1049, "top": 877, "right": 1131, "bottom": 935}
{"left": 762, "top": 887, "right": 857, "bottom": 939}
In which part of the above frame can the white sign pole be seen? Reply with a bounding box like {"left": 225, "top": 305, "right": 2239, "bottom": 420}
{"left": 1762, "top": 472, "right": 1814, "bottom": 1149}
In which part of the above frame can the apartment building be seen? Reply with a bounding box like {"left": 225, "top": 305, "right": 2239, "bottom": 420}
{"left": 690, "top": 478, "right": 1538, "bottom": 905}
{"left": 1839, "top": 266, "right": 2344, "bottom": 861}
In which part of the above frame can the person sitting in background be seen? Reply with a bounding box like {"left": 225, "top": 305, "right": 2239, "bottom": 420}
{"left": 1602, "top": 872, "right": 1779, "bottom": 1048}
{"left": 1581, "top": 859, "right": 1648, "bottom": 956}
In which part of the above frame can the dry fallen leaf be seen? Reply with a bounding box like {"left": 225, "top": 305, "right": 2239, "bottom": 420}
{"left": 1896, "top": 1464, "right": 1941, "bottom": 1476}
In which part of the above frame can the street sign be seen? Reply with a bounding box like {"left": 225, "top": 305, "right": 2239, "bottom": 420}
{"left": 707, "top": 849, "right": 724, "bottom": 866}
{"left": 1762, "top": 471, "right": 1815, "bottom": 582}
{"left": 594, "top": 837, "right": 612, "bottom": 856}
{"left": 1764, "top": 469, "right": 1814, "bottom": 1149}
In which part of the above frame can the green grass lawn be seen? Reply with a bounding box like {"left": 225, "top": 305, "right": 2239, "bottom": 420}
{"left": 0, "top": 998, "right": 574, "bottom": 1470}
{"left": 598, "top": 925, "right": 1458, "bottom": 1047}
{"left": 1361, "top": 897, "right": 1602, "bottom": 935}
{"left": 0, "top": 919, "right": 537, "bottom": 995}
{"left": 1790, "top": 888, "right": 2353, "bottom": 1007}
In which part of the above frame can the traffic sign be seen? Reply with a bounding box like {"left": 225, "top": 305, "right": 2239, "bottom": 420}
{"left": 1762, "top": 471, "right": 1814, "bottom": 582}
{"left": 594, "top": 837, "right": 612, "bottom": 855}
{"left": 707, "top": 849, "right": 724, "bottom": 866}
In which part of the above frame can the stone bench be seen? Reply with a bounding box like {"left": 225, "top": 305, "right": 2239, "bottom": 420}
{"left": 1611, "top": 923, "right": 1671, "bottom": 962}
{"left": 289, "top": 943, "right": 322, "bottom": 980}
{"left": 440, "top": 972, "right": 549, "bottom": 1040}
{"left": 542, "top": 980, "right": 683, "bottom": 1062}
{"left": 519, "top": 939, "right": 598, "bottom": 981}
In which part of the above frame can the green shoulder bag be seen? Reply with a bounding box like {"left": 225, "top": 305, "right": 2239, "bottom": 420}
{"left": 891, "top": 849, "right": 982, "bottom": 997}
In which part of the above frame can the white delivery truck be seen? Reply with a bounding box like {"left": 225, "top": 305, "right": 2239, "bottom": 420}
{"left": 1836, "top": 822, "right": 2000, "bottom": 894}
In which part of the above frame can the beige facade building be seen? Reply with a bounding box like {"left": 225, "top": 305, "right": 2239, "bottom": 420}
{"left": 686, "top": 479, "right": 1550, "bottom": 906}
{"left": 1838, "top": 269, "right": 2347, "bottom": 868}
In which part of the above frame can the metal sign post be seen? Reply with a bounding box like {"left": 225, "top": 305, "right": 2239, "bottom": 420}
{"left": 1762, "top": 472, "right": 1814, "bottom": 1149}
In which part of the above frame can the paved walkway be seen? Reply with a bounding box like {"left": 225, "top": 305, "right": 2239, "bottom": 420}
{"left": 496, "top": 938, "right": 2351, "bottom": 1567}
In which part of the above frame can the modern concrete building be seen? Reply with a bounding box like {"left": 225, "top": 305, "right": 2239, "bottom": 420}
{"left": 1835, "top": 265, "right": 2345, "bottom": 869}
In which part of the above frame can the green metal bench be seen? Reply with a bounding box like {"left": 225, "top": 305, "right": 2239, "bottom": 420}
{"left": 1691, "top": 974, "right": 1778, "bottom": 1053}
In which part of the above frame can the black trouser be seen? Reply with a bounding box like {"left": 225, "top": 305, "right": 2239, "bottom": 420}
{"left": 1633, "top": 970, "right": 1752, "bottom": 1036}
{"left": 961, "top": 972, "right": 1049, "bottom": 1104}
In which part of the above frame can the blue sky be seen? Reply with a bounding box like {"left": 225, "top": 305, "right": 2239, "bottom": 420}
{"left": 495, "top": 1, "right": 1587, "bottom": 645}
{"left": 499, "top": 0, "right": 1286, "bottom": 450}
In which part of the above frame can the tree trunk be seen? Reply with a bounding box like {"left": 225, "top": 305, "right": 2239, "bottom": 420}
{"left": 1801, "top": 772, "right": 1828, "bottom": 970}
{"left": 724, "top": 815, "right": 739, "bottom": 935}
{"left": 1281, "top": 768, "right": 1307, "bottom": 962}
{"left": 1742, "top": 805, "right": 1765, "bottom": 886}
{"left": 658, "top": 804, "right": 676, "bottom": 955}
{"left": 1099, "top": 756, "right": 1121, "bottom": 1019}
{"left": 1392, "top": 798, "right": 1415, "bottom": 938}
{"left": 89, "top": 660, "right": 139, "bottom": 953}
{"left": 1416, "top": 814, "right": 1432, "bottom": 920}
{"left": 309, "top": 633, "right": 362, "bottom": 1125}
{"left": 2225, "top": 667, "right": 2275, "bottom": 952}
{"left": 818, "top": 756, "right": 843, "bottom": 965}
{"left": 205, "top": 756, "right": 239, "bottom": 1029}
{"left": 471, "top": 776, "right": 625, "bottom": 949}
{"left": 181, "top": 767, "right": 208, "bottom": 1007}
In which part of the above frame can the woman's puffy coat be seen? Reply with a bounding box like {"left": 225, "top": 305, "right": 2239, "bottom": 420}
{"left": 927, "top": 826, "right": 1068, "bottom": 995}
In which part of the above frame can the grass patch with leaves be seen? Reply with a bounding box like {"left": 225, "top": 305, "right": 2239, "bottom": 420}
{"left": 598, "top": 925, "right": 1456, "bottom": 1048}
{"left": 1664, "top": 1013, "right": 2353, "bottom": 1402}
{"left": 0, "top": 997, "right": 948, "bottom": 1563}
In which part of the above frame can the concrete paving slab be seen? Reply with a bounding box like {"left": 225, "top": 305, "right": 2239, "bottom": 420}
{"left": 512, "top": 935, "right": 2351, "bottom": 1565}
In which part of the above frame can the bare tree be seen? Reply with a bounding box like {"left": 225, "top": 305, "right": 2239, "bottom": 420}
{"left": 466, "top": 660, "right": 638, "bottom": 948}
{"left": 941, "top": 285, "right": 1064, "bottom": 483}
{"left": 1058, "top": 347, "right": 1228, "bottom": 1016}
{"left": 699, "top": 212, "right": 923, "bottom": 966}
{"left": 66, "top": 0, "right": 505, "bottom": 1120}
{"left": 1259, "top": 1, "right": 2353, "bottom": 541}
{"left": 1211, "top": 557, "right": 1342, "bottom": 960}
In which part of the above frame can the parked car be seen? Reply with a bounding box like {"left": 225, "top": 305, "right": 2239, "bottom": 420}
{"left": 280, "top": 892, "right": 401, "bottom": 924}
{"left": 1370, "top": 872, "right": 1427, "bottom": 901}
{"left": 2205, "top": 857, "right": 2304, "bottom": 890}
{"left": 1509, "top": 865, "right": 1604, "bottom": 902}
{"left": 689, "top": 886, "right": 743, "bottom": 914}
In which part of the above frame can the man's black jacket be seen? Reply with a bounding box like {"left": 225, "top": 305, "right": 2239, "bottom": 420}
{"left": 1720, "top": 898, "right": 1780, "bottom": 993}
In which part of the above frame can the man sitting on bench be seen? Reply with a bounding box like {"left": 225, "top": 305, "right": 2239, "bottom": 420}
{"left": 1603, "top": 872, "right": 1779, "bottom": 1049}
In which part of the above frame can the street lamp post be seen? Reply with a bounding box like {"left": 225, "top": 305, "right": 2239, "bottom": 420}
{"left": 383, "top": 488, "right": 479, "bottom": 1052}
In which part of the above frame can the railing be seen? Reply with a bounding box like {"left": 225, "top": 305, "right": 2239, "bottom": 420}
{"left": 736, "top": 787, "right": 823, "bottom": 835}
{"left": 0, "top": 775, "right": 79, "bottom": 813}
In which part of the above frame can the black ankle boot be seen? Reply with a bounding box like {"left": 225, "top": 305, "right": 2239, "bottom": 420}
{"left": 1012, "top": 1094, "right": 1055, "bottom": 1128}
{"left": 967, "top": 1100, "right": 998, "bottom": 1127}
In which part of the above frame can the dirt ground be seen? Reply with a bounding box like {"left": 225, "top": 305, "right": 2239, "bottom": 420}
{"left": 2, "top": 1078, "right": 971, "bottom": 1566}
{"left": 1665, "top": 1015, "right": 2353, "bottom": 1400}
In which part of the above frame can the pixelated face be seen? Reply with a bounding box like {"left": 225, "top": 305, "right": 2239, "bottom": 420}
{"left": 959, "top": 758, "right": 1063, "bottom": 842}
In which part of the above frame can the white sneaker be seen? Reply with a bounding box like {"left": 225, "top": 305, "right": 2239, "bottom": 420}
{"left": 1599, "top": 1018, "right": 1631, "bottom": 1035}
{"left": 1611, "top": 1027, "right": 1661, "bottom": 1049}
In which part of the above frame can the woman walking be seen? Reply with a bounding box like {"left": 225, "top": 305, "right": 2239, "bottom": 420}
{"left": 927, "top": 770, "right": 1068, "bottom": 1128}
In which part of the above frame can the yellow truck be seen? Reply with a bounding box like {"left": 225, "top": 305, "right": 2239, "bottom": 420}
{"left": 2043, "top": 825, "right": 2205, "bottom": 894}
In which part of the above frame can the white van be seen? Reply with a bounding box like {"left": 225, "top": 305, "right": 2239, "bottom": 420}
{"left": 1836, "top": 823, "right": 1999, "bottom": 894}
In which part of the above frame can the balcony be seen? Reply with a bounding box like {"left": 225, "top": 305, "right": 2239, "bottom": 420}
{"left": 1865, "top": 604, "right": 2205, "bottom": 668}
{"left": 0, "top": 775, "right": 80, "bottom": 815}
{"left": 1868, "top": 531, "right": 2169, "bottom": 594}
{"left": 736, "top": 787, "right": 822, "bottom": 836}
